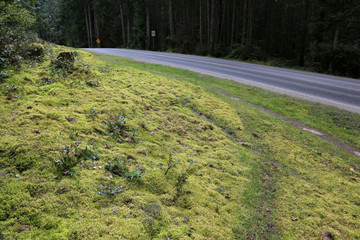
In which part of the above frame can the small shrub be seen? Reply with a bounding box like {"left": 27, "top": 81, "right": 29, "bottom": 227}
{"left": 5, "top": 84, "right": 17, "bottom": 93}
{"left": 107, "top": 114, "right": 129, "bottom": 142}
{"left": 104, "top": 157, "right": 128, "bottom": 177}
{"left": 86, "top": 79, "right": 100, "bottom": 87}
{"left": 41, "top": 77, "right": 54, "bottom": 85}
{"left": 227, "top": 44, "right": 263, "bottom": 61}
{"left": 77, "top": 147, "right": 99, "bottom": 161}
{"left": 54, "top": 141, "right": 80, "bottom": 177}
{"left": 125, "top": 168, "right": 141, "bottom": 180}
{"left": 96, "top": 174, "right": 123, "bottom": 197}
{"left": 164, "top": 153, "right": 178, "bottom": 175}
{"left": 0, "top": 69, "right": 12, "bottom": 80}
{"left": 131, "top": 128, "right": 138, "bottom": 143}
{"left": 54, "top": 142, "right": 99, "bottom": 177}
{"left": 98, "top": 66, "right": 111, "bottom": 73}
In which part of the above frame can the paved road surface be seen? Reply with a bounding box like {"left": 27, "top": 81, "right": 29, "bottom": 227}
{"left": 83, "top": 48, "right": 360, "bottom": 113}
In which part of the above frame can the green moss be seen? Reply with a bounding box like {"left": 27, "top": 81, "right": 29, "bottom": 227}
{"left": 0, "top": 46, "right": 252, "bottom": 239}
{"left": 101, "top": 53, "right": 360, "bottom": 239}
{"left": 1, "top": 46, "right": 359, "bottom": 239}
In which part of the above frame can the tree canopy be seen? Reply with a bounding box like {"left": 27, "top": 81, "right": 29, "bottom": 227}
{"left": 2, "top": 0, "right": 360, "bottom": 78}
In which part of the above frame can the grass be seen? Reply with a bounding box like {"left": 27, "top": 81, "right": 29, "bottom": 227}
{"left": 102, "top": 54, "right": 360, "bottom": 150}
{"left": 0, "top": 45, "right": 359, "bottom": 239}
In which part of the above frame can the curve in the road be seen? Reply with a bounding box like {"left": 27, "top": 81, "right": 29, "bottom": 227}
{"left": 83, "top": 48, "right": 360, "bottom": 113}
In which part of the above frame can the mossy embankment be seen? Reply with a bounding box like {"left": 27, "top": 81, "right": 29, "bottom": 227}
{"left": 103, "top": 54, "right": 360, "bottom": 151}
{"left": 0, "top": 45, "right": 253, "bottom": 239}
{"left": 97, "top": 54, "right": 360, "bottom": 240}
{"left": 0, "top": 46, "right": 359, "bottom": 240}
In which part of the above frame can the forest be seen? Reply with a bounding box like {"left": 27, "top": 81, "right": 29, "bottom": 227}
{"left": 1, "top": 0, "right": 360, "bottom": 78}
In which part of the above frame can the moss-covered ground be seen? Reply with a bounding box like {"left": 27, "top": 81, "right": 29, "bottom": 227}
{"left": 0, "top": 46, "right": 359, "bottom": 239}
{"left": 103, "top": 54, "right": 360, "bottom": 151}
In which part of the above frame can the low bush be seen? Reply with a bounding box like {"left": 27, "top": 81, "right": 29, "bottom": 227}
{"left": 104, "top": 157, "right": 129, "bottom": 177}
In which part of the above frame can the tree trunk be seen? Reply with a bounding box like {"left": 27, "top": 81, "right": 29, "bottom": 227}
{"left": 199, "top": 0, "right": 203, "bottom": 46}
{"left": 169, "top": 0, "right": 175, "bottom": 36}
{"left": 88, "top": 2, "right": 93, "bottom": 47}
{"left": 209, "top": 0, "right": 215, "bottom": 54}
{"left": 120, "top": 1, "right": 127, "bottom": 47}
{"left": 84, "top": 1, "right": 90, "bottom": 48}
{"left": 298, "top": 0, "right": 310, "bottom": 66}
{"left": 127, "top": 18, "right": 130, "bottom": 46}
{"left": 94, "top": 9, "right": 100, "bottom": 47}
{"left": 332, "top": 23, "right": 340, "bottom": 49}
{"left": 241, "top": 0, "right": 247, "bottom": 46}
{"left": 219, "top": 0, "right": 227, "bottom": 41}
{"left": 328, "top": 23, "right": 340, "bottom": 72}
{"left": 248, "top": 0, "right": 252, "bottom": 43}
{"left": 146, "top": 1, "right": 150, "bottom": 50}
{"left": 231, "top": 0, "right": 236, "bottom": 46}
{"left": 207, "top": 0, "right": 210, "bottom": 48}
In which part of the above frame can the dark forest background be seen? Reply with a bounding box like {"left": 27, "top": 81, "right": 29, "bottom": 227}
{"left": 2, "top": 0, "right": 360, "bottom": 78}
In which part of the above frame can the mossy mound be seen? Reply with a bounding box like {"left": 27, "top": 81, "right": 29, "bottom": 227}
{"left": 0, "top": 46, "right": 250, "bottom": 239}
{"left": 24, "top": 43, "right": 45, "bottom": 60}
{"left": 52, "top": 51, "right": 75, "bottom": 70}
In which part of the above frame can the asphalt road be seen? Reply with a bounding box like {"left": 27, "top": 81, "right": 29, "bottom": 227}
{"left": 83, "top": 48, "right": 360, "bottom": 113}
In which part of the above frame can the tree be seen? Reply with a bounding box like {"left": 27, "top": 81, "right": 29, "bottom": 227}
{"left": 0, "top": 1, "right": 36, "bottom": 71}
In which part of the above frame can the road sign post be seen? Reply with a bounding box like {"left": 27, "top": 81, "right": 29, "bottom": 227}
{"left": 151, "top": 30, "right": 156, "bottom": 51}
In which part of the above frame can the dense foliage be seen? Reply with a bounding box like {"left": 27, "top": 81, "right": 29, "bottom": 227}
{"left": 0, "top": 0, "right": 37, "bottom": 77}
{"left": 42, "top": 0, "right": 360, "bottom": 78}
{"left": 1, "top": 0, "right": 360, "bottom": 78}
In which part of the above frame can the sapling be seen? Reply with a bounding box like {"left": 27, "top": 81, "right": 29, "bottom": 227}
{"left": 164, "top": 153, "right": 178, "bottom": 175}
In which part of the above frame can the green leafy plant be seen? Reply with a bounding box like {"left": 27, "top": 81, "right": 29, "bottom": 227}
{"left": 41, "top": 77, "right": 55, "bottom": 85}
{"left": 77, "top": 147, "right": 99, "bottom": 161}
{"left": 107, "top": 114, "right": 129, "bottom": 142}
{"left": 131, "top": 128, "right": 138, "bottom": 143}
{"left": 174, "top": 160, "right": 195, "bottom": 202}
{"left": 164, "top": 153, "right": 178, "bottom": 175}
{"left": 98, "top": 66, "right": 111, "bottom": 73}
{"left": 86, "top": 79, "right": 100, "bottom": 87}
{"left": 125, "top": 169, "right": 141, "bottom": 180}
{"left": 96, "top": 174, "right": 123, "bottom": 197}
{"left": 54, "top": 141, "right": 80, "bottom": 177}
{"left": 5, "top": 84, "right": 17, "bottom": 93}
{"left": 69, "top": 131, "right": 78, "bottom": 140}
{"left": 54, "top": 141, "right": 99, "bottom": 177}
{"left": 104, "top": 157, "right": 129, "bottom": 177}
